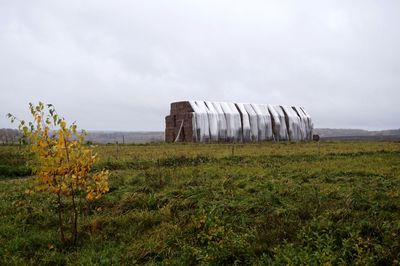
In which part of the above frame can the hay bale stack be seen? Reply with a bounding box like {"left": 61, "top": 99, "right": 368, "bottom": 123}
{"left": 165, "top": 101, "right": 313, "bottom": 142}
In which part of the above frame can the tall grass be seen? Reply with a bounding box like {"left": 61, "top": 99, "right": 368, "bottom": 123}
{"left": 1, "top": 141, "right": 400, "bottom": 264}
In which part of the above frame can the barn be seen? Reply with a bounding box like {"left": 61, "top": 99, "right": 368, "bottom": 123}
{"left": 165, "top": 101, "right": 313, "bottom": 142}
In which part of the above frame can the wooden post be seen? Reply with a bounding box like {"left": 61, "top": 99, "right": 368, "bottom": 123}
{"left": 313, "top": 134, "right": 320, "bottom": 156}
{"left": 174, "top": 120, "right": 184, "bottom": 143}
{"left": 116, "top": 141, "right": 119, "bottom": 160}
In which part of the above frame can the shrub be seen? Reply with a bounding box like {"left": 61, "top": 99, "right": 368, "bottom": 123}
{"left": 8, "top": 102, "right": 109, "bottom": 245}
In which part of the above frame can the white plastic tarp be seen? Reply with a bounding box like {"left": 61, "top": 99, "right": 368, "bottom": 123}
{"left": 227, "top": 102, "right": 242, "bottom": 141}
{"left": 211, "top": 102, "right": 227, "bottom": 141}
{"left": 292, "top": 106, "right": 308, "bottom": 141}
{"left": 198, "top": 101, "right": 218, "bottom": 141}
{"left": 266, "top": 104, "right": 281, "bottom": 141}
{"left": 298, "top": 107, "right": 313, "bottom": 140}
{"left": 220, "top": 102, "right": 239, "bottom": 141}
{"left": 271, "top": 105, "right": 289, "bottom": 141}
{"left": 191, "top": 110, "right": 198, "bottom": 142}
{"left": 281, "top": 106, "right": 302, "bottom": 141}
{"left": 254, "top": 104, "right": 274, "bottom": 140}
{"left": 189, "top": 101, "right": 210, "bottom": 142}
{"left": 185, "top": 100, "right": 312, "bottom": 142}
{"left": 243, "top": 103, "right": 258, "bottom": 141}
{"left": 235, "top": 103, "right": 251, "bottom": 142}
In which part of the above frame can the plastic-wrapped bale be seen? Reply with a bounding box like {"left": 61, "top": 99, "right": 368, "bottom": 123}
{"left": 292, "top": 106, "right": 309, "bottom": 141}
{"left": 219, "top": 102, "right": 242, "bottom": 141}
{"left": 197, "top": 101, "right": 219, "bottom": 141}
{"left": 266, "top": 105, "right": 281, "bottom": 141}
{"left": 235, "top": 103, "right": 251, "bottom": 142}
{"left": 243, "top": 103, "right": 258, "bottom": 141}
{"left": 226, "top": 102, "right": 243, "bottom": 142}
{"left": 250, "top": 104, "right": 265, "bottom": 140}
{"left": 281, "top": 106, "right": 303, "bottom": 141}
{"left": 262, "top": 104, "right": 275, "bottom": 140}
{"left": 253, "top": 104, "right": 274, "bottom": 141}
{"left": 191, "top": 115, "right": 198, "bottom": 142}
{"left": 211, "top": 102, "right": 227, "bottom": 141}
{"left": 299, "top": 107, "right": 313, "bottom": 140}
{"left": 189, "top": 101, "right": 210, "bottom": 142}
{"left": 165, "top": 100, "right": 313, "bottom": 142}
{"left": 270, "top": 105, "right": 289, "bottom": 141}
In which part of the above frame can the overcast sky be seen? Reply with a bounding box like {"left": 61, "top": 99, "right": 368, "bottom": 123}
{"left": 1, "top": 0, "right": 399, "bottom": 131}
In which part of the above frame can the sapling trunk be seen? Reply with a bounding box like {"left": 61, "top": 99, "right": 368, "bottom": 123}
{"left": 57, "top": 192, "right": 65, "bottom": 244}
{"left": 71, "top": 189, "right": 78, "bottom": 245}
{"left": 63, "top": 134, "right": 78, "bottom": 245}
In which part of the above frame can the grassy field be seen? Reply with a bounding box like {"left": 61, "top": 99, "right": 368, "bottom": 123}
{"left": 1, "top": 141, "right": 400, "bottom": 265}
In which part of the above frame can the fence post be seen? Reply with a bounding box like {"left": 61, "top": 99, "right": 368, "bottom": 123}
{"left": 116, "top": 141, "right": 119, "bottom": 160}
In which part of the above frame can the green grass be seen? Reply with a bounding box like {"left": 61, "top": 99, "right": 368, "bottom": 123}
{"left": 1, "top": 141, "right": 400, "bottom": 265}
{"left": 0, "top": 146, "right": 32, "bottom": 179}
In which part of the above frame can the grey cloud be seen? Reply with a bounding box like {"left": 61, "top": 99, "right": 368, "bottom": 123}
{"left": 0, "top": 0, "right": 399, "bottom": 131}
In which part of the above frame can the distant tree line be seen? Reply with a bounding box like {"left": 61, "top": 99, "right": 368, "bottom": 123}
{"left": 0, "top": 128, "right": 165, "bottom": 145}
{"left": 0, "top": 128, "right": 20, "bottom": 144}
